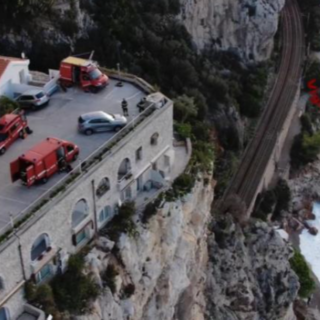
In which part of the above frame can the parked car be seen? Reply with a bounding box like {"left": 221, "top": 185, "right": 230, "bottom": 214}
{"left": 16, "top": 90, "right": 50, "bottom": 110}
{"left": 78, "top": 111, "right": 127, "bottom": 135}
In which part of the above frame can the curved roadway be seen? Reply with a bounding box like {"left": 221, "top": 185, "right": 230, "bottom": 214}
{"left": 222, "top": 0, "right": 305, "bottom": 211}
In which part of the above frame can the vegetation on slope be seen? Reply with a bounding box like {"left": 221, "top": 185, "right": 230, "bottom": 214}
{"left": 25, "top": 254, "right": 101, "bottom": 317}
{"left": 290, "top": 249, "right": 315, "bottom": 299}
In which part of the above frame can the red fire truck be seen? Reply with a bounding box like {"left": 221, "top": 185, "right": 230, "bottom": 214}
{"left": 59, "top": 56, "right": 109, "bottom": 93}
{"left": 10, "top": 137, "right": 79, "bottom": 186}
{"left": 0, "top": 111, "right": 30, "bottom": 155}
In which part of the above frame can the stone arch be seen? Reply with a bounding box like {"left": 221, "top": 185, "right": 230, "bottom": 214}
{"left": 31, "top": 233, "right": 51, "bottom": 261}
{"left": 0, "top": 307, "right": 9, "bottom": 320}
{"left": 117, "top": 158, "right": 132, "bottom": 181}
{"left": 150, "top": 132, "right": 159, "bottom": 145}
{"left": 96, "top": 177, "right": 111, "bottom": 198}
{"left": 72, "top": 199, "right": 89, "bottom": 228}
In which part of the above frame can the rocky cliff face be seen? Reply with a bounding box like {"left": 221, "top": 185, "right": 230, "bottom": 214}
{"left": 79, "top": 176, "right": 213, "bottom": 320}
{"left": 206, "top": 216, "right": 299, "bottom": 320}
{"left": 78, "top": 177, "right": 298, "bottom": 320}
{"left": 180, "top": 0, "right": 285, "bottom": 61}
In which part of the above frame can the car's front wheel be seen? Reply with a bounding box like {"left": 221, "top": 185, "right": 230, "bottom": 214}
{"left": 0, "top": 147, "right": 5, "bottom": 155}
{"left": 114, "top": 126, "right": 122, "bottom": 132}
{"left": 85, "top": 129, "right": 93, "bottom": 136}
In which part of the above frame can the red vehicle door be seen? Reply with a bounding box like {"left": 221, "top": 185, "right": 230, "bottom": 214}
{"left": 10, "top": 159, "right": 21, "bottom": 182}
{"left": 65, "top": 144, "right": 76, "bottom": 162}
{"left": 81, "top": 72, "right": 91, "bottom": 90}
{"left": 8, "top": 122, "right": 22, "bottom": 146}
{"left": 26, "top": 165, "right": 36, "bottom": 186}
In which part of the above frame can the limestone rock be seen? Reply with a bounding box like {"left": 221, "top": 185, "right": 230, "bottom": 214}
{"left": 180, "top": 0, "right": 285, "bottom": 61}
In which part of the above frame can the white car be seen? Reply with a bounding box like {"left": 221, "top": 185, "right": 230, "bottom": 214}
{"left": 16, "top": 90, "right": 50, "bottom": 110}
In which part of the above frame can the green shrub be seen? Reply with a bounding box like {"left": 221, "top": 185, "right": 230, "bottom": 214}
{"left": 0, "top": 96, "right": 20, "bottom": 116}
{"left": 172, "top": 173, "right": 194, "bottom": 195}
{"left": 173, "top": 95, "right": 197, "bottom": 123}
{"left": 51, "top": 254, "right": 101, "bottom": 315}
{"left": 174, "top": 122, "right": 192, "bottom": 139}
{"left": 291, "top": 132, "right": 320, "bottom": 168}
{"left": 290, "top": 250, "right": 315, "bottom": 298}
{"left": 102, "top": 201, "right": 138, "bottom": 241}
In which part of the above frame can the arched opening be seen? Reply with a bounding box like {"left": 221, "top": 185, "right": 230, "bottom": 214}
{"left": 99, "top": 206, "right": 113, "bottom": 225}
{"left": 96, "top": 178, "right": 110, "bottom": 198}
{"left": 72, "top": 199, "right": 89, "bottom": 228}
{"left": 0, "top": 308, "right": 9, "bottom": 320}
{"left": 150, "top": 132, "right": 159, "bottom": 146}
{"left": 118, "top": 158, "right": 132, "bottom": 181}
{"left": 31, "top": 234, "right": 50, "bottom": 261}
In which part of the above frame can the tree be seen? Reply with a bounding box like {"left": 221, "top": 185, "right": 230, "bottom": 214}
{"left": 290, "top": 132, "right": 320, "bottom": 168}
{"left": 173, "top": 95, "right": 197, "bottom": 123}
{"left": 0, "top": 97, "right": 20, "bottom": 116}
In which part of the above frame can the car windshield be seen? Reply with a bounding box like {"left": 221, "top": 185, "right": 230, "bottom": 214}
{"left": 35, "top": 92, "right": 45, "bottom": 99}
{"left": 0, "top": 133, "right": 8, "bottom": 142}
{"left": 89, "top": 69, "right": 102, "bottom": 80}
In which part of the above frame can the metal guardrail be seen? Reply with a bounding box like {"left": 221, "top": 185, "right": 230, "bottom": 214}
{"left": 0, "top": 97, "right": 170, "bottom": 244}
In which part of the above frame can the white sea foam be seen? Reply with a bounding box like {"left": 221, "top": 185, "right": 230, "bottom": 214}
{"left": 299, "top": 202, "right": 320, "bottom": 281}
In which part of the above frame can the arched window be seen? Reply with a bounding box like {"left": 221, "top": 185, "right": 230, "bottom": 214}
{"left": 0, "top": 308, "right": 9, "bottom": 320}
{"left": 31, "top": 234, "right": 50, "bottom": 261}
{"left": 72, "top": 199, "right": 89, "bottom": 228}
{"left": 96, "top": 178, "right": 110, "bottom": 198}
{"left": 150, "top": 133, "right": 159, "bottom": 146}
{"left": 0, "top": 277, "right": 4, "bottom": 291}
{"left": 118, "top": 158, "right": 132, "bottom": 181}
{"left": 99, "top": 206, "right": 113, "bottom": 225}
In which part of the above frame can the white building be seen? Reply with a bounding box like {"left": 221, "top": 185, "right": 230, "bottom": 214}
{"left": 0, "top": 56, "right": 31, "bottom": 98}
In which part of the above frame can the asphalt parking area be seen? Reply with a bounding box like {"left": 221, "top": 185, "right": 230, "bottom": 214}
{"left": 0, "top": 79, "right": 145, "bottom": 233}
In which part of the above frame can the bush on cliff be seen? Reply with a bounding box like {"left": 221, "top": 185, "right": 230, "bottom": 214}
{"left": 51, "top": 254, "right": 101, "bottom": 315}
{"left": 290, "top": 250, "right": 315, "bottom": 298}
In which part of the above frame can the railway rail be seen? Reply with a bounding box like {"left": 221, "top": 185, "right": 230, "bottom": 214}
{"left": 221, "top": 0, "right": 305, "bottom": 213}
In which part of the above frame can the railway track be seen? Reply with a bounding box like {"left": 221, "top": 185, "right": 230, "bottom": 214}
{"left": 221, "top": 0, "right": 305, "bottom": 212}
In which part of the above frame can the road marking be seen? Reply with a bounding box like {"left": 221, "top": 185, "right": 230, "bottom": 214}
{"left": 0, "top": 195, "right": 29, "bottom": 204}
{"left": 103, "top": 87, "right": 117, "bottom": 100}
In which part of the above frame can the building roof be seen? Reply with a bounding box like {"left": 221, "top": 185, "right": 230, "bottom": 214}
{"left": 62, "top": 56, "right": 91, "bottom": 67}
{"left": 0, "top": 55, "right": 24, "bottom": 79}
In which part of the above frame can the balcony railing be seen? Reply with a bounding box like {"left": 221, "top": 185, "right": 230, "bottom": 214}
{"left": 118, "top": 171, "right": 134, "bottom": 190}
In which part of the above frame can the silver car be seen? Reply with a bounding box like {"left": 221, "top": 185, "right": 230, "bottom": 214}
{"left": 16, "top": 90, "right": 50, "bottom": 110}
{"left": 78, "top": 111, "right": 127, "bottom": 135}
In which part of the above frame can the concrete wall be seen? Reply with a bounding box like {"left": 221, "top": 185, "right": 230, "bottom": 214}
{"left": 0, "top": 98, "right": 173, "bottom": 318}
{"left": 0, "top": 61, "right": 30, "bottom": 98}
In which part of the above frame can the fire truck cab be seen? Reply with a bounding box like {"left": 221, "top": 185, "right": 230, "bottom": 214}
{"left": 0, "top": 111, "right": 29, "bottom": 155}
{"left": 59, "top": 57, "right": 109, "bottom": 93}
{"left": 10, "top": 137, "right": 79, "bottom": 186}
